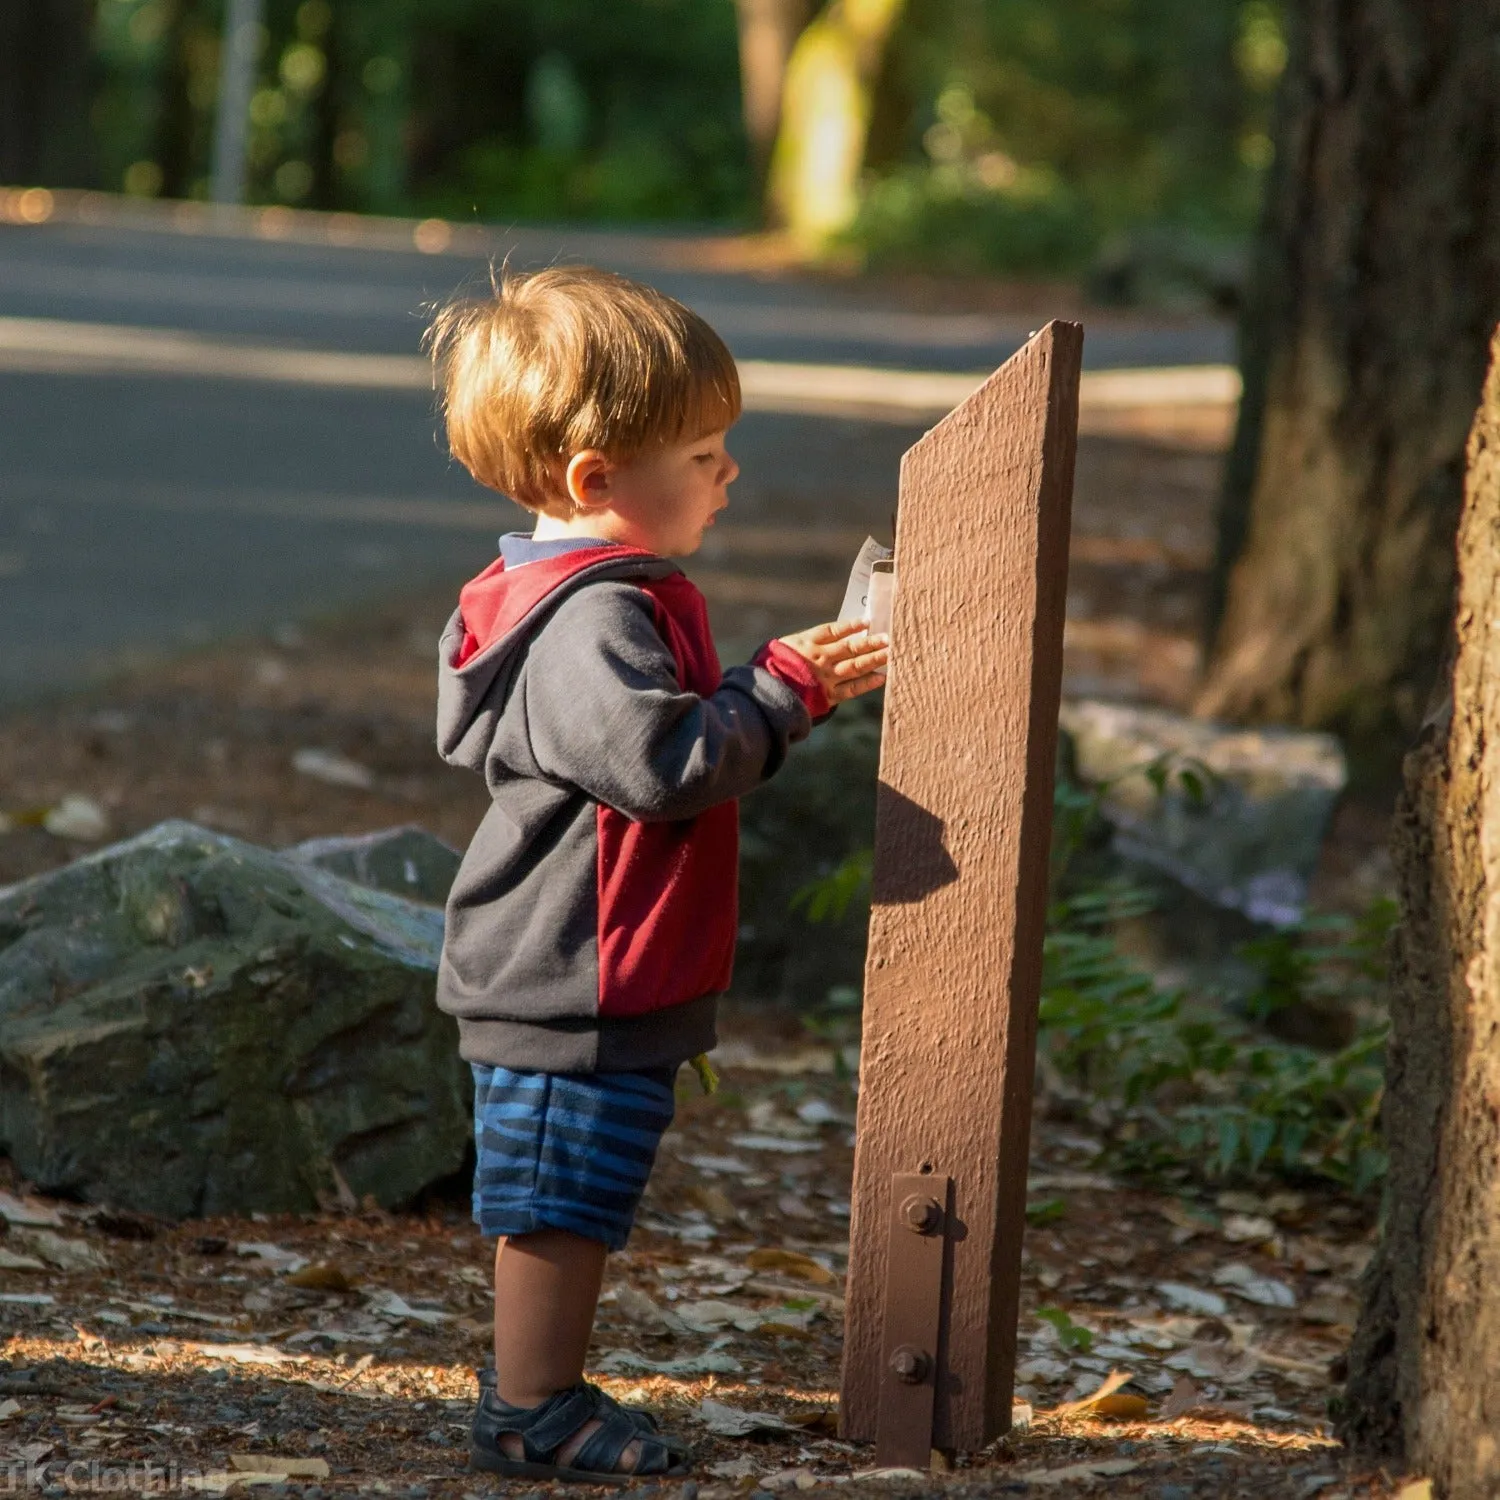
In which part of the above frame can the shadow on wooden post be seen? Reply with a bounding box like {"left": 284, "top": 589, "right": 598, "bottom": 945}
{"left": 840, "top": 321, "right": 1084, "bottom": 1467}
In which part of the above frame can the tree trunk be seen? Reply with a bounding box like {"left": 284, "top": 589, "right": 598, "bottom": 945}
{"left": 0, "top": 0, "right": 96, "bottom": 187}
{"left": 1196, "top": 0, "right": 1500, "bottom": 762}
{"left": 733, "top": 0, "right": 812, "bottom": 193}
{"left": 765, "top": 0, "right": 905, "bottom": 246}
{"left": 1341, "top": 329, "right": 1500, "bottom": 1497}
{"left": 310, "top": 4, "right": 342, "bottom": 210}
{"left": 155, "top": 0, "right": 200, "bottom": 200}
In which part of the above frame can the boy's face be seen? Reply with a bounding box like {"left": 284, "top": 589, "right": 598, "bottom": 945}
{"left": 571, "top": 429, "right": 739, "bottom": 557}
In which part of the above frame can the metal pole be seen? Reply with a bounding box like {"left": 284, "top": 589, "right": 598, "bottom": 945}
{"left": 210, "top": 0, "right": 265, "bottom": 205}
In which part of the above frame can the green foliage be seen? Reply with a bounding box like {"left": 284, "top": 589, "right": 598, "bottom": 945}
{"left": 1024, "top": 1196, "right": 1068, "bottom": 1226}
{"left": 404, "top": 0, "right": 750, "bottom": 222}
{"left": 792, "top": 848, "right": 872, "bottom": 925}
{"left": 794, "top": 763, "right": 1392, "bottom": 1197}
{"left": 85, "top": 0, "right": 749, "bottom": 219}
{"left": 1040, "top": 887, "right": 1389, "bottom": 1194}
{"left": 848, "top": 0, "right": 1285, "bottom": 280}
{"left": 1035, "top": 1305, "right": 1094, "bottom": 1352}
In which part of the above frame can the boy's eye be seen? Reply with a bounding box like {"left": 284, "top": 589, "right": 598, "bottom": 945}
{"left": 693, "top": 452, "right": 716, "bottom": 463}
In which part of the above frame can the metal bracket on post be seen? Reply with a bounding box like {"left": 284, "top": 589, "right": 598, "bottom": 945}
{"left": 874, "top": 1172, "right": 953, "bottom": 1469}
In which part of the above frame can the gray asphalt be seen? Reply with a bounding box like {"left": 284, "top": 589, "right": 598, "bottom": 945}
{"left": 0, "top": 219, "right": 1232, "bottom": 703}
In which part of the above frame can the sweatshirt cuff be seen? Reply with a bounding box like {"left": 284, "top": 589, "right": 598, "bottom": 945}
{"left": 752, "top": 640, "right": 832, "bottom": 720}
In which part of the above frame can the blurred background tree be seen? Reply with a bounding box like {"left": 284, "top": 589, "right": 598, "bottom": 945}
{"left": 1, "top": 0, "right": 98, "bottom": 187}
{"left": 27, "top": 0, "right": 1283, "bottom": 297}
{"left": 1197, "top": 0, "right": 1500, "bottom": 776}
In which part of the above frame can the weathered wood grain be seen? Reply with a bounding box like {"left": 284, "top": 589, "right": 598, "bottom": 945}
{"left": 840, "top": 321, "right": 1083, "bottom": 1451}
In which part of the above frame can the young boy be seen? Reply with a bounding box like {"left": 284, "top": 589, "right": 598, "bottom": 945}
{"left": 428, "top": 266, "right": 888, "bottom": 1483}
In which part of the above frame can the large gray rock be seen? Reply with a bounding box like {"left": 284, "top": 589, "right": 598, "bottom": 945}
{"left": 0, "top": 821, "right": 468, "bottom": 1218}
{"left": 288, "top": 826, "right": 461, "bottom": 906}
{"left": 1058, "top": 699, "right": 1347, "bottom": 927}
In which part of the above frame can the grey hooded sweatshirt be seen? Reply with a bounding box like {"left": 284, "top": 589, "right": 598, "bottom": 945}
{"left": 435, "top": 538, "right": 828, "bottom": 1073}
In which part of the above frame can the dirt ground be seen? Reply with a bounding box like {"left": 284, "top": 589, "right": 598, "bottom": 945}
{"left": 0, "top": 404, "right": 1407, "bottom": 1495}
{"left": 0, "top": 1002, "right": 1405, "bottom": 1497}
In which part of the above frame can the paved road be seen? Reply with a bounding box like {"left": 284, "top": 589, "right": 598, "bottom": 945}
{"left": 0, "top": 215, "right": 1232, "bottom": 703}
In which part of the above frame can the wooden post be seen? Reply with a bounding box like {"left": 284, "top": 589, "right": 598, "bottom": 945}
{"left": 840, "top": 321, "right": 1083, "bottom": 1463}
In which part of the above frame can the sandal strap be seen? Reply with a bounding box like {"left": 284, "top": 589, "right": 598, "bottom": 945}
{"left": 585, "top": 1380, "right": 661, "bottom": 1432}
{"left": 570, "top": 1406, "right": 661, "bottom": 1475}
{"left": 505, "top": 1384, "right": 601, "bottom": 1461}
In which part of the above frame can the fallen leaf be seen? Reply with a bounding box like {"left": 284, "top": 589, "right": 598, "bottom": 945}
{"left": 685, "top": 1184, "right": 741, "bottom": 1221}
{"left": 745, "top": 1248, "right": 838, "bottom": 1286}
{"left": 0, "top": 1249, "right": 46, "bottom": 1272}
{"left": 698, "top": 1398, "right": 798, "bottom": 1438}
{"left": 776, "top": 1193, "right": 814, "bottom": 1219}
{"left": 0, "top": 1293, "right": 54, "bottom": 1306}
{"left": 284, "top": 1262, "right": 353, "bottom": 1292}
{"left": 1020, "top": 1459, "right": 1140, "bottom": 1486}
{"left": 228, "top": 1457, "right": 329, "bottom": 1478}
{"left": 234, "top": 1242, "right": 307, "bottom": 1273}
{"left": 1396, "top": 1482, "right": 1433, "bottom": 1500}
{"left": 0, "top": 1191, "right": 64, "bottom": 1227}
{"left": 760, "top": 1323, "right": 816, "bottom": 1341}
{"left": 787, "top": 1408, "right": 839, "bottom": 1437}
{"left": 613, "top": 1285, "right": 678, "bottom": 1331}
{"left": 0, "top": 1399, "right": 20, "bottom": 1420}
{"left": 763, "top": 1467, "right": 817, "bottom": 1491}
{"left": 365, "top": 1289, "right": 449, "bottom": 1325}
{"left": 730, "top": 1134, "right": 822, "bottom": 1155}
{"left": 182, "top": 1343, "right": 303, "bottom": 1367}
{"left": 794, "top": 1099, "right": 844, "bottom": 1126}
{"left": 291, "top": 748, "right": 374, "bottom": 789}
{"left": 1222, "top": 1214, "right": 1277, "bottom": 1243}
{"left": 113, "top": 1298, "right": 238, "bottom": 1326}
{"left": 852, "top": 1468, "right": 930, "bottom": 1483}
{"left": 707, "top": 1458, "right": 760, "bottom": 1480}
{"left": 12, "top": 1228, "right": 109, "bottom": 1272}
{"left": 43, "top": 794, "right": 110, "bottom": 841}
{"left": 1164, "top": 1342, "right": 1260, "bottom": 1384}
{"left": 681, "top": 1154, "right": 753, "bottom": 1175}
{"left": 1212, "top": 1262, "right": 1297, "bottom": 1308}
{"left": 596, "top": 1344, "right": 742, "bottom": 1376}
{"left": 677, "top": 1299, "right": 760, "bottom": 1333}
{"left": 1155, "top": 1281, "right": 1229, "bottom": 1317}
{"left": 1089, "top": 1393, "right": 1150, "bottom": 1419}
{"left": 1050, "top": 1368, "right": 1134, "bottom": 1418}
{"left": 1160, "top": 1375, "right": 1201, "bottom": 1420}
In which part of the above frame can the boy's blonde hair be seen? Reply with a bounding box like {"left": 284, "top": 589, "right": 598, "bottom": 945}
{"left": 427, "top": 265, "right": 742, "bottom": 517}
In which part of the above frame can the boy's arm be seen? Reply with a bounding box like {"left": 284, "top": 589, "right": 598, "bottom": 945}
{"left": 521, "top": 583, "right": 825, "bottom": 822}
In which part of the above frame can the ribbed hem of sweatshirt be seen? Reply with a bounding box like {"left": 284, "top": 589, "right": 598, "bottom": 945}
{"left": 455, "top": 992, "right": 719, "bottom": 1074}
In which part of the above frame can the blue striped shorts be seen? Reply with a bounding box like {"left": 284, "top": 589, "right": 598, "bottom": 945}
{"left": 470, "top": 1064, "right": 677, "bottom": 1251}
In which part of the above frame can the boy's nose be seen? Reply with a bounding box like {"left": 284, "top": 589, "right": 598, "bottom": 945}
{"left": 721, "top": 453, "right": 740, "bottom": 485}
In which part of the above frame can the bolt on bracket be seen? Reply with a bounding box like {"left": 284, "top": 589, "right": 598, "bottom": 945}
{"left": 875, "top": 1171, "right": 954, "bottom": 1468}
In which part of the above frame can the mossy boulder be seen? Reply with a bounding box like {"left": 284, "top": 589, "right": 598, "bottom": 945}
{"left": 0, "top": 821, "right": 467, "bottom": 1218}
{"left": 288, "top": 826, "right": 461, "bottom": 907}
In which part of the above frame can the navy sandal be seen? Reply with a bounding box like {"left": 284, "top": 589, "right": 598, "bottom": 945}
{"left": 474, "top": 1364, "right": 688, "bottom": 1456}
{"left": 469, "top": 1379, "right": 692, "bottom": 1483}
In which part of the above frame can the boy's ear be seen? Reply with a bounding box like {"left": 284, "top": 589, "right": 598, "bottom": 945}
{"left": 565, "top": 450, "right": 614, "bottom": 511}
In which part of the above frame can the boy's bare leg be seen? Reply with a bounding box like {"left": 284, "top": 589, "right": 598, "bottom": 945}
{"left": 491, "top": 1229, "right": 641, "bottom": 1470}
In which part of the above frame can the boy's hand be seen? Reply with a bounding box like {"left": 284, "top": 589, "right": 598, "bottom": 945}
{"left": 777, "top": 620, "right": 889, "bottom": 703}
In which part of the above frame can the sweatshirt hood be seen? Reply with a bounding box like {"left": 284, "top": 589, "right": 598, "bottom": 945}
{"left": 437, "top": 544, "right": 676, "bottom": 769}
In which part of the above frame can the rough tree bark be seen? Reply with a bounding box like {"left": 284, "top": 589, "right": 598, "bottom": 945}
{"left": 1196, "top": 0, "right": 1500, "bottom": 756}
{"left": 765, "top": 0, "right": 905, "bottom": 245}
{"left": 1341, "top": 330, "right": 1500, "bottom": 1496}
{"left": 0, "top": 0, "right": 96, "bottom": 187}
